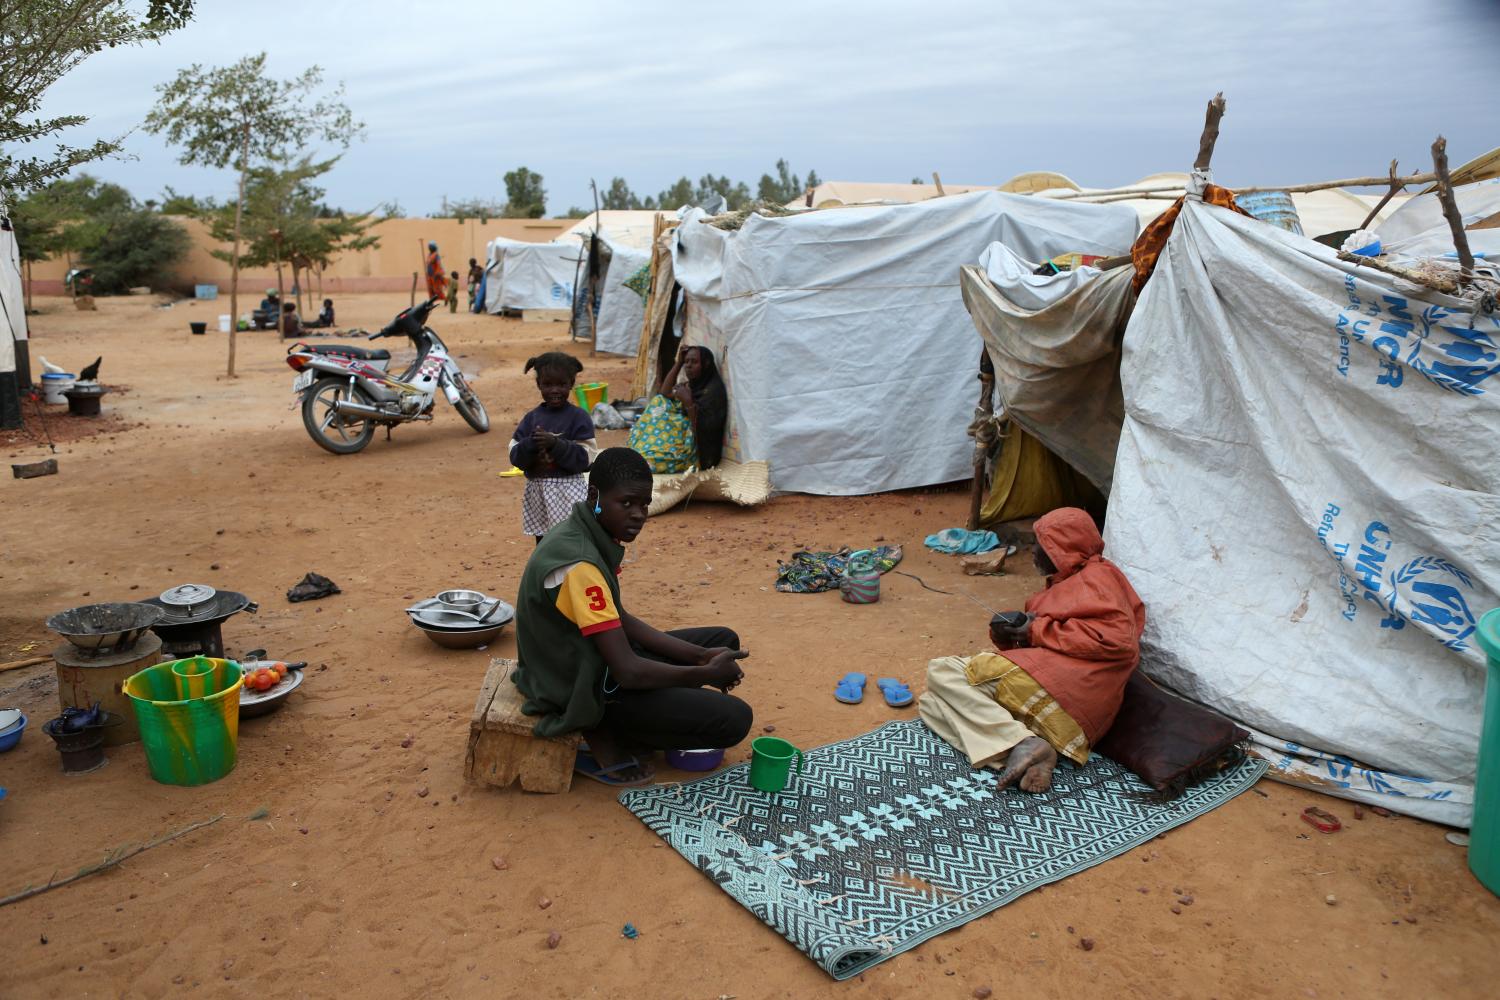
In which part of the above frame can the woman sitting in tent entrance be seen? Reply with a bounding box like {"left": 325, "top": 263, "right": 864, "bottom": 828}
{"left": 651, "top": 344, "right": 728, "bottom": 470}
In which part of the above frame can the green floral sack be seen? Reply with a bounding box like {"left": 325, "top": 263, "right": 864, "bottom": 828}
{"left": 627, "top": 394, "right": 697, "bottom": 474}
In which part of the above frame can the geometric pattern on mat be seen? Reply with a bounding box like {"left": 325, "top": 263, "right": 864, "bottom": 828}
{"left": 620, "top": 719, "right": 1267, "bottom": 979}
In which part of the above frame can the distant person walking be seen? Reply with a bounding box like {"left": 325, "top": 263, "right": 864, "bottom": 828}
{"left": 425, "top": 241, "right": 447, "bottom": 301}
{"left": 447, "top": 270, "right": 460, "bottom": 312}
{"left": 467, "top": 257, "right": 483, "bottom": 311}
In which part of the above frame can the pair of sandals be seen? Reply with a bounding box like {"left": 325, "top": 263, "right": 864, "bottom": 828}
{"left": 835, "top": 673, "right": 913, "bottom": 708}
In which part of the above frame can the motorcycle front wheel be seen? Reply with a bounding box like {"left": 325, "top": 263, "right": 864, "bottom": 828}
{"left": 302, "top": 379, "right": 378, "bottom": 454}
{"left": 449, "top": 371, "right": 491, "bottom": 434}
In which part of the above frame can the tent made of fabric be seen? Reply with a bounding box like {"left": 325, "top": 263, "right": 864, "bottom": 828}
{"left": 668, "top": 190, "right": 1142, "bottom": 495}
{"left": 1105, "top": 198, "right": 1499, "bottom": 827}
{"left": 564, "top": 211, "right": 665, "bottom": 251}
{"left": 483, "top": 237, "right": 582, "bottom": 313}
{"left": 790, "top": 180, "right": 997, "bottom": 210}
{"left": 1, "top": 223, "right": 24, "bottom": 375}
{"left": 592, "top": 240, "right": 653, "bottom": 356}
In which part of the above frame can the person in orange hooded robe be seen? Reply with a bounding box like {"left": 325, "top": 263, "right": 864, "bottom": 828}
{"left": 918, "top": 507, "right": 1145, "bottom": 792}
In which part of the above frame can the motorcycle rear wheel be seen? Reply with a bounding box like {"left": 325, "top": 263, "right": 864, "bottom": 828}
{"left": 450, "top": 372, "right": 490, "bottom": 434}
{"left": 303, "top": 379, "right": 378, "bottom": 454}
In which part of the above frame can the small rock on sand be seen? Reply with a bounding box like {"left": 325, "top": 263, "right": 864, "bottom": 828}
{"left": 763, "top": 725, "right": 777, "bottom": 733}
{"left": 400, "top": 735, "right": 413, "bottom": 748}
{"left": 1080, "top": 938, "right": 1095, "bottom": 951}
{"left": 1325, "top": 894, "right": 1337, "bottom": 906}
{"left": 416, "top": 786, "right": 429, "bottom": 798}
{"left": 973, "top": 987, "right": 992, "bottom": 999}
{"left": 1353, "top": 805, "right": 1365, "bottom": 820}
{"left": 538, "top": 897, "right": 552, "bottom": 910}
{"left": 491, "top": 857, "right": 508, "bottom": 870}
{"left": 1171, "top": 906, "right": 1182, "bottom": 915}
{"left": 546, "top": 931, "right": 562, "bottom": 949}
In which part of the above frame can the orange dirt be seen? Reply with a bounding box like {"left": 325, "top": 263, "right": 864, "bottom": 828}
{"left": 0, "top": 293, "right": 1495, "bottom": 999}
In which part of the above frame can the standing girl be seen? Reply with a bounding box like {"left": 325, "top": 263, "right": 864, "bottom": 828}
{"left": 510, "top": 352, "right": 597, "bottom": 542}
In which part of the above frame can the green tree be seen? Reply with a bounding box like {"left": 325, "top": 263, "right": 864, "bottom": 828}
{"left": 653, "top": 176, "right": 694, "bottom": 210}
{"left": 562, "top": 206, "right": 591, "bottom": 219}
{"left": 695, "top": 174, "right": 751, "bottom": 211}
{"left": 157, "top": 185, "right": 216, "bottom": 215}
{"left": 502, "top": 167, "right": 546, "bottom": 218}
{"left": 601, "top": 177, "right": 642, "bottom": 211}
{"left": 0, "top": 1, "right": 193, "bottom": 197}
{"left": 805, "top": 169, "right": 822, "bottom": 190}
{"left": 432, "top": 195, "right": 505, "bottom": 222}
{"left": 757, "top": 158, "right": 803, "bottom": 205}
{"left": 83, "top": 208, "right": 189, "bottom": 293}
{"left": 8, "top": 192, "right": 66, "bottom": 311}
{"left": 144, "top": 53, "right": 362, "bottom": 376}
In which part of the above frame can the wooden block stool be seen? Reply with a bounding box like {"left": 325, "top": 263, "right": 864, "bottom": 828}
{"left": 465, "top": 658, "right": 579, "bottom": 793}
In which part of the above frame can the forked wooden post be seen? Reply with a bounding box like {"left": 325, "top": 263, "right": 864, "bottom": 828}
{"left": 465, "top": 658, "right": 580, "bottom": 794}
{"left": 1194, "top": 92, "right": 1227, "bottom": 173}
{"left": 1431, "top": 136, "right": 1476, "bottom": 286}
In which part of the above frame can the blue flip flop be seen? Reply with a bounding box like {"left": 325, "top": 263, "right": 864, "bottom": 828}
{"left": 834, "top": 672, "right": 867, "bottom": 705}
{"left": 574, "top": 750, "right": 655, "bottom": 787}
{"left": 876, "top": 678, "right": 914, "bottom": 708}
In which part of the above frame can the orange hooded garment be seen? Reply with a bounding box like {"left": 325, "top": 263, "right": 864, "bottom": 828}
{"left": 1004, "top": 508, "right": 1146, "bottom": 744}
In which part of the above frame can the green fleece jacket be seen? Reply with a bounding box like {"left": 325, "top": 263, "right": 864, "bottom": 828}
{"left": 512, "top": 503, "right": 625, "bottom": 736}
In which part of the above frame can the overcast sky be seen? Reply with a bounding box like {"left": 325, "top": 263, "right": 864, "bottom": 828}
{"left": 34, "top": 0, "right": 1500, "bottom": 215}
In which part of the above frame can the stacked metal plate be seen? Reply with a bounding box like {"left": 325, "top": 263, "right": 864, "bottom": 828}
{"left": 405, "top": 592, "right": 515, "bottom": 649}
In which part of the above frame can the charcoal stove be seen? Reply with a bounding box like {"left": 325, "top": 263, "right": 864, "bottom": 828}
{"left": 139, "top": 584, "right": 258, "bottom": 660}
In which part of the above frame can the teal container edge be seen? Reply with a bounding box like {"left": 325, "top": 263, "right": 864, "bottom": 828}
{"left": 1236, "top": 190, "right": 1305, "bottom": 237}
{"left": 1471, "top": 608, "right": 1500, "bottom": 896}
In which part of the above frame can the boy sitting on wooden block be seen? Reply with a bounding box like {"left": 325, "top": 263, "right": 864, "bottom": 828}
{"left": 513, "top": 447, "right": 753, "bottom": 786}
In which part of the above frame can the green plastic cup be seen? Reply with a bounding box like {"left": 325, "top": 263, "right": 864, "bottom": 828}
{"left": 1472, "top": 608, "right": 1500, "bottom": 896}
{"left": 749, "top": 736, "right": 803, "bottom": 792}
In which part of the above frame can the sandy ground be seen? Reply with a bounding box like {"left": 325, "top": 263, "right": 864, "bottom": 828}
{"left": 0, "top": 292, "right": 1496, "bottom": 1000}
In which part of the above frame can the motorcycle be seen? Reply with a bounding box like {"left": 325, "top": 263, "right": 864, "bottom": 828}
{"left": 285, "top": 297, "right": 490, "bottom": 454}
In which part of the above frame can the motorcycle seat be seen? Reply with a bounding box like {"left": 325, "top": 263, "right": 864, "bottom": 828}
{"left": 302, "top": 343, "right": 390, "bottom": 361}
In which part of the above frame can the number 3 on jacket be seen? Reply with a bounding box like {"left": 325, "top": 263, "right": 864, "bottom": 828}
{"left": 552, "top": 563, "right": 622, "bottom": 636}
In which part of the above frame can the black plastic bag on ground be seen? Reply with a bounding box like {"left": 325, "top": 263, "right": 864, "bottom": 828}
{"left": 286, "top": 572, "right": 341, "bottom": 603}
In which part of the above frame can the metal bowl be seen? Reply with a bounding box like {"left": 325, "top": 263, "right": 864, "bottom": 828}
{"left": 238, "top": 668, "right": 305, "bottom": 718}
{"left": 410, "top": 619, "right": 510, "bottom": 649}
{"left": 436, "top": 589, "right": 487, "bottom": 610}
{"left": 46, "top": 602, "right": 165, "bottom": 653}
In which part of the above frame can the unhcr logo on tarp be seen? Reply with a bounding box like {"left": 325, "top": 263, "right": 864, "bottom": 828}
{"left": 1319, "top": 507, "right": 1479, "bottom": 651}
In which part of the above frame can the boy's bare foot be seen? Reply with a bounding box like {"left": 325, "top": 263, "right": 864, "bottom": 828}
{"left": 997, "top": 736, "right": 1056, "bottom": 791}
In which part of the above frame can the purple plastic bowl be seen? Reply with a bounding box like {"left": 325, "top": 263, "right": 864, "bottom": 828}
{"left": 665, "top": 748, "right": 725, "bottom": 771}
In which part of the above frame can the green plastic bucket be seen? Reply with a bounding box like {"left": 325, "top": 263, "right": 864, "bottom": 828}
{"left": 123, "top": 657, "right": 243, "bottom": 786}
{"left": 1474, "top": 608, "right": 1500, "bottom": 895}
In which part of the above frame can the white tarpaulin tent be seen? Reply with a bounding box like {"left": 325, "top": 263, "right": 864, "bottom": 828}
{"left": 671, "top": 190, "right": 1141, "bottom": 495}
{"left": 593, "top": 241, "right": 652, "bottom": 356}
{"left": 483, "top": 237, "right": 581, "bottom": 313}
{"left": 1105, "top": 199, "right": 1499, "bottom": 826}
{"left": 0, "top": 222, "right": 23, "bottom": 376}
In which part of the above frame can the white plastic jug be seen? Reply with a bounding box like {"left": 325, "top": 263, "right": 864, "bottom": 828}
{"left": 217, "top": 314, "right": 231, "bottom": 333}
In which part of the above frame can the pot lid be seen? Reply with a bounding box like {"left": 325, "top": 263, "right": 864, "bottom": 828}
{"left": 160, "top": 583, "right": 216, "bottom": 607}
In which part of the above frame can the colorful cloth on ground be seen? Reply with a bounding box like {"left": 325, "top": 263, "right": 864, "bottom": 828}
{"left": 775, "top": 545, "right": 903, "bottom": 594}
{"left": 624, "top": 262, "right": 652, "bottom": 303}
{"left": 923, "top": 528, "right": 1000, "bottom": 555}
{"left": 521, "top": 474, "right": 589, "bottom": 537}
{"left": 965, "top": 651, "right": 1089, "bottom": 764}
{"left": 513, "top": 503, "right": 626, "bottom": 736}
{"left": 627, "top": 394, "right": 697, "bottom": 474}
{"left": 1130, "top": 184, "right": 1249, "bottom": 293}
{"left": 619, "top": 719, "right": 1267, "bottom": 980}
{"left": 1007, "top": 508, "right": 1145, "bottom": 744}
{"left": 426, "top": 250, "right": 448, "bottom": 299}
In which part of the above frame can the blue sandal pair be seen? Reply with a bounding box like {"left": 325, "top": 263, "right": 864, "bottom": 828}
{"left": 834, "top": 673, "right": 913, "bottom": 708}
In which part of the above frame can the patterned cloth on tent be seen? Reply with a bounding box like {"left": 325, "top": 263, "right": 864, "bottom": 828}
{"left": 623, "top": 263, "right": 652, "bottom": 303}
{"left": 627, "top": 394, "right": 697, "bottom": 474}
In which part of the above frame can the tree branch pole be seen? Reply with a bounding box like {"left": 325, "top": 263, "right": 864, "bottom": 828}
{"left": 966, "top": 348, "right": 996, "bottom": 531}
{"left": 1431, "top": 136, "right": 1475, "bottom": 286}
{"left": 1194, "top": 92, "right": 1227, "bottom": 173}
{"left": 932, "top": 171, "right": 947, "bottom": 197}
{"left": 1358, "top": 160, "right": 1403, "bottom": 231}
{"left": 1337, "top": 250, "right": 1460, "bottom": 295}
{"left": 0, "top": 814, "right": 226, "bottom": 909}
{"left": 228, "top": 122, "right": 249, "bottom": 378}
